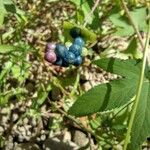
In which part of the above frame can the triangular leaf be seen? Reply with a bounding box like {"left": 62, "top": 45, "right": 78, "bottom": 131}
{"left": 93, "top": 58, "right": 141, "bottom": 79}
{"left": 68, "top": 78, "right": 136, "bottom": 116}
{"left": 123, "top": 38, "right": 143, "bottom": 59}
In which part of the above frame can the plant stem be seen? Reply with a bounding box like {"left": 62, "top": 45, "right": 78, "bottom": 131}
{"left": 48, "top": 99, "right": 112, "bottom": 145}
{"left": 123, "top": 11, "right": 150, "bottom": 150}
{"left": 120, "top": 0, "right": 144, "bottom": 50}
{"left": 111, "top": 97, "right": 135, "bottom": 121}
{"left": 49, "top": 99, "right": 95, "bottom": 135}
{"left": 70, "top": 71, "right": 80, "bottom": 97}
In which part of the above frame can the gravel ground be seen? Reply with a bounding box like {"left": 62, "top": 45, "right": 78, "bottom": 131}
{"left": 0, "top": 1, "right": 130, "bottom": 150}
{"left": 0, "top": 62, "right": 119, "bottom": 149}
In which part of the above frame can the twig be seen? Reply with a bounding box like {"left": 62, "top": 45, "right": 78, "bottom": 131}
{"left": 48, "top": 98, "right": 112, "bottom": 145}
{"left": 120, "top": 0, "right": 144, "bottom": 50}
{"left": 123, "top": 9, "right": 150, "bottom": 150}
{"left": 83, "top": 0, "right": 101, "bottom": 27}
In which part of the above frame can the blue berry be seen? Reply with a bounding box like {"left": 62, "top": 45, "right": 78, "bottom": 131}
{"left": 70, "top": 27, "right": 81, "bottom": 38}
{"left": 74, "top": 37, "right": 85, "bottom": 47}
{"left": 54, "top": 57, "right": 63, "bottom": 66}
{"left": 69, "top": 44, "right": 82, "bottom": 56}
{"left": 64, "top": 51, "right": 75, "bottom": 64}
{"left": 62, "top": 59, "right": 69, "bottom": 67}
{"left": 55, "top": 44, "right": 68, "bottom": 58}
{"left": 74, "top": 55, "right": 83, "bottom": 66}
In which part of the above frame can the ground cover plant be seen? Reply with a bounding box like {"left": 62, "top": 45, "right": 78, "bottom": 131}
{"left": 0, "top": 0, "right": 150, "bottom": 149}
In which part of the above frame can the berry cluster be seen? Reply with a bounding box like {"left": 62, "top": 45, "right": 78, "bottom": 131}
{"left": 44, "top": 27, "right": 85, "bottom": 67}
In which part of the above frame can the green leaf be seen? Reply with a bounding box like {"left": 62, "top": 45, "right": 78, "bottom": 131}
{"left": 3, "top": 0, "right": 14, "bottom": 5}
{"left": 109, "top": 8, "right": 133, "bottom": 36}
{"left": 11, "top": 62, "right": 30, "bottom": 81}
{"left": 0, "top": 88, "right": 27, "bottom": 106}
{"left": 128, "top": 80, "right": 150, "bottom": 150}
{"left": 58, "top": 72, "right": 77, "bottom": 88}
{"left": 32, "top": 84, "right": 52, "bottom": 109}
{"left": 63, "top": 21, "right": 97, "bottom": 43}
{"left": 124, "top": 38, "right": 137, "bottom": 55}
{"left": 70, "top": 0, "right": 93, "bottom": 24}
{"left": 123, "top": 38, "right": 143, "bottom": 59}
{"left": 3, "top": 0, "right": 16, "bottom": 13}
{"left": 131, "top": 7, "right": 147, "bottom": 32}
{"left": 114, "top": 0, "right": 121, "bottom": 6}
{"left": 68, "top": 57, "right": 150, "bottom": 149}
{"left": 90, "top": 116, "right": 101, "bottom": 129}
{"left": 4, "top": 3, "right": 16, "bottom": 13}
{"left": 0, "top": 0, "right": 6, "bottom": 26}
{"left": 68, "top": 58, "right": 142, "bottom": 117}
{"left": 11, "top": 65, "right": 20, "bottom": 78}
{"left": 0, "top": 61, "right": 13, "bottom": 81}
{"left": 76, "top": 9, "right": 84, "bottom": 24}
{"left": 0, "top": 45, "right": 15, "bottom": 53}
{"left": 68, "top": 78, "right": 136, "bottom": 116}
{"left": 93, "top": 58, "right": 141, "bottom": 79}
{"left": 0, "top": 13, "right": 4, "bottom": 26}
{"left": 114, "top": 28, "right": 133, "bottom": 37}
{"left": 109, "top": 7, "right": 147, "bottom": 36}
{"left": 0, "top": 0, "right": 16, "bottom": 26}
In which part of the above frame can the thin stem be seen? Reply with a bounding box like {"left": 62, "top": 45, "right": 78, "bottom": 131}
{"left": 111, "top": 97, "right": 135, "bottom": 121}
{"left": 48, "top": 99, "right": 112, "bottom": 145}
{"left": 120, "top": 0, "right": 144, "bottom": 50}
{"left": 52, "top": 77, "right": 70, "bottom": 97}
{"left": 83, "top": 0, "right": 101, "bottom": 27}
{"left": 123, "top": 11, "right": 150, "bottom": 150}
{"left": 70, "top": 71, "right": 80, "bottom": 97}
{"left": 0, "top": 35, "right": 3, "bottom": 44}
{"left": 49, "top": 99, "right": 95, "bottom": 136}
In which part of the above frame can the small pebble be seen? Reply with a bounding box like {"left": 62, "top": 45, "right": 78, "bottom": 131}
{"left": 1, "top": 116, "right": 8, "bottom": 124}
{"left": 18, "top": 134, "right": 24, "bottom": 142}
{"left": 73, "top": 130, "right": 88, "bottom": 147}
{"left": 23, "top": 118, "right": 29, "bottom": 124}
{"left": 83, "top": 81, "right": 92, "bottom": 91}
{"left": 18, "top": 126, "right": 25, "bottom": 133}
{"left": 31, "top": 118, "right": 37, "bottom": 126}
{"left": 41, "top": 134, "right": 46, "bottom": 141}
{"left": 12, "top": 113, "right": 19, "bottom": 122}
{"left": 10, "top": 103, "right": 15, "bottom": 110}
{"left": 1, "top": 108, "right": 8, "bottom": 114}
{"left": 63, "top": 131, "right": 71, "bottom": 142}
{"left": 7, "top": 142, "right": 14, "bottom": 150}
{"left": 26, "top": 100, "right": 32, "bottom": 107}
{"left": 0, "top": 126, "right": 4, "bottom": 133}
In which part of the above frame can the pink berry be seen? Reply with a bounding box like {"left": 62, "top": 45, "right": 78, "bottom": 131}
{"left": 46, "top": 43, "right": 56, "bottom": 51}
{"left": 45, "top": 51, "right": 57, "bottom": 63}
